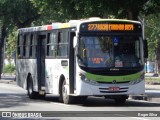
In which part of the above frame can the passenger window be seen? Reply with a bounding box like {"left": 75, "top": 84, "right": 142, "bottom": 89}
{"left": 47, "top": 32, "right": 57, "bottom": 57}
{"left": 23, "top": 35, "right": 27, "bottom": 57}
{"left": 57, "top": 31, "right": 69, "bottom": 57}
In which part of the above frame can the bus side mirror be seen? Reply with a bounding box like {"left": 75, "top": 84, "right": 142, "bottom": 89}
{"left": 144, "top": 39, "right": 148, "bottom": 58}
{"left": 73, "top": 36, "right": 77, "bottom": 48}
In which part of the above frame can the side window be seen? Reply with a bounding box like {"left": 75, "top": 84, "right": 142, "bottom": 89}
{"left": 46, "top": 32, "right": 57, "bottom": 57}
{"left": 23, "top": 35, "right": 27, "bottom": 57}
{"left": 57, "top": 30, "right": 69, "bottom": 57}
{"left": 32, "top": 34, "right": 36, "bottom": 58}
{"left": 18, "top": 33, "right": 36, "bottom": 59}
{"left": 29, "top": 34, "right": 33, "bottom": 57}
{"left": 29, "top": 34, "right": 36, "bottom": 58}
{"left": 17, "top": 34, "right": 23, "bottom": 58}
{"left": 25, "top": 34, "right": 30, "bottom": 58}
{"left": 17, "top": 35, "right": 20, "bottom": 57}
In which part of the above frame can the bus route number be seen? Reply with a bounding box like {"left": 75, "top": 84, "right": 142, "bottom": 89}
{"left": 88, "top": 23, "right": 134, "bottom": 31}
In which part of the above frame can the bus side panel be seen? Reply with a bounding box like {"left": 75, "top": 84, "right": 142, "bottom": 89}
{"left": 16, "top": 59, "right": 26, "bottom": 89}
{"left": 45, "top": 59, "right": 69, "bottom": 95}
{"left": 28, "top": 59, "right": 38, "bottom": 92}
{"left": 16, "top": 59, "right": 38, "bottom": 91}
{"left": 45, "top": 59, "right": 57, "bottom": 94}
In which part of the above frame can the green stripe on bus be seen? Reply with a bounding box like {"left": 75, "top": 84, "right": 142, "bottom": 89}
{"left": 85, "top": 72, "right": 142, "bottom": 83}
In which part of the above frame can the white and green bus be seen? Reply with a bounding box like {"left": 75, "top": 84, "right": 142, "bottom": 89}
{"left": 16, "top": 18, "right": 148, "bottom": 104}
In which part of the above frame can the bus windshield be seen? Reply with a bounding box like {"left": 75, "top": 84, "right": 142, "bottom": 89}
{"left": 78, "top": 35, "right": 143, "bottom": 68}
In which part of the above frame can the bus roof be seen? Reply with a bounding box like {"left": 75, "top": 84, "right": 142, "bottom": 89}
{"left": 18, "top": 18, "right": 141, "bottom": 33}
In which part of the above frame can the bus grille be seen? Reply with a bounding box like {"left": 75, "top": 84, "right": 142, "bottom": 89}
{"left": 97, "top": 81, "right": 130, "bottom": 84}
{"left": 99, "top": 87, "right": 128, "bottom": 93}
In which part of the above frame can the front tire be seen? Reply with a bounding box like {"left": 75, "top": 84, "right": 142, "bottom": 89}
{"left": 61, "top": 80, "right": 74, "bottom": 104}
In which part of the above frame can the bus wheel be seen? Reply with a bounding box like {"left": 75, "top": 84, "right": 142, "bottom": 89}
{"left": 62, "top": 80, "right": 73, "bottom": 104}
{"left": 27, "top": 76, "right": 38, "bottom": 99}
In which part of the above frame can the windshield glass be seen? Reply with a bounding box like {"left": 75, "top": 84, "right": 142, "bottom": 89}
{"left": 78, "top": 36, "right": 143, "bottom": 68}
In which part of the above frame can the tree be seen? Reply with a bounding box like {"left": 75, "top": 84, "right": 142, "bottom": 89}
{"left": 30, "top": 0, "right": 160, "bottom": 24}
{"left": 0, "top": 0, "right": 40, "bottom": 28}
{"left": 6, "top": 28, "right": 18, "bottom": 65}
{"left": 145, "top": 14, "right": 160, "bottom": 72}
{"left": 0, "top": 0, "right": 40, "bottom": 77}
{"left": 0, "top": 0, "right": 160, "bottom": 76}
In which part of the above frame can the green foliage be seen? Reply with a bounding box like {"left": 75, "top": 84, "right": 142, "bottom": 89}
{"left": 6, "top": 28, "right": 18, "bottom": 61}
{"left": 0, "top": 0, "right": 40, "bottom": 28}
{"left": 3, "top": 64, "right": 15, "bottom": 73}
{"left": 145, "top": 77, "right": 160, "bottom": 81}
{"left": 1, "top": 0, "right": 159, "bottom": 26}
{"left": 0, "top": 0, "right": 160, "bottom": 69}
{"left": 30, "top": 0, "right": 159, "bottom": 22}
{"left": 143, "top": 0, "right": 160, "bottom": 16}
{"left": 145, "top": 14, "right": 160, "bottom": 61}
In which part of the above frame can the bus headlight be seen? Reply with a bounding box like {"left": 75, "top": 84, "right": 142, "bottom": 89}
{"left": 80, "top": 74, "right": 86, "bottom": 80}
{"left": 79, "top": 73, "right": 98, "bottom": 85}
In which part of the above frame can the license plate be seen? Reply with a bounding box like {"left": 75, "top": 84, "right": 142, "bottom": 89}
{"left": 109, "top": 87, "right": 120, "bottom": 91}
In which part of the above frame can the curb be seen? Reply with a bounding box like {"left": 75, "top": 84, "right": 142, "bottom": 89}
{"left": 130, "top": 95, "right": 160, "bottom": 103}
{"left": 145, "top": 81, "right": 160, "bottom": 85}
{"left": 0, "top": 80, "right": 16, "bottom": 84}
{"left": 145, "top": 84, "right": 160, "bottom": 90}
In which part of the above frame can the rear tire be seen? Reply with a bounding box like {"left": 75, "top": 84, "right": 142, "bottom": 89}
{"left": 27, "top": 76, "right": 39, "bottom": 99}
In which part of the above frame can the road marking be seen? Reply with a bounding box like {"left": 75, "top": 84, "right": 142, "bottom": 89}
{"left": 130, "top": 117, "right": 150, "bottom": 120}
{"left": 114, "top": 114, "right": 150, "bottom": 120}
{"left": 52, "top": 102, "right": 72, "bottom": 107}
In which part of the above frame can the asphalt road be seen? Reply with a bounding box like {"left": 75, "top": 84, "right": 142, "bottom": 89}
{"left": 0, "top": 82, "right": 160, "bottom": 120}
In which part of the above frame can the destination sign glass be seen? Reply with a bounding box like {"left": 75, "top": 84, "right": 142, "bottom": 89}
{"left": 80, "top": 21, "right": 142, "bottom": 32}
{"left": 88, "top": 24, "right": 134, "bottom": 31}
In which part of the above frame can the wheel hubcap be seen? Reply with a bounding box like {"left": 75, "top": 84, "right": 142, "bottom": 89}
{"left": 62, "top": 84, "right": 67, "bottom": 100}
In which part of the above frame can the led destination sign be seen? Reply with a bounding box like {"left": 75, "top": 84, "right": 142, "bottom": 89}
{"left": 80, "top": 22, "right": 142, "bottom": 32}
{"left": 88, "top": 24, "right": 134, "bottom": 31}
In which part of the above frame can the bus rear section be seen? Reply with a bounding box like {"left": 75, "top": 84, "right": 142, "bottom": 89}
{"left": 16, "top": 24, "right": 77, "bottom": 103}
